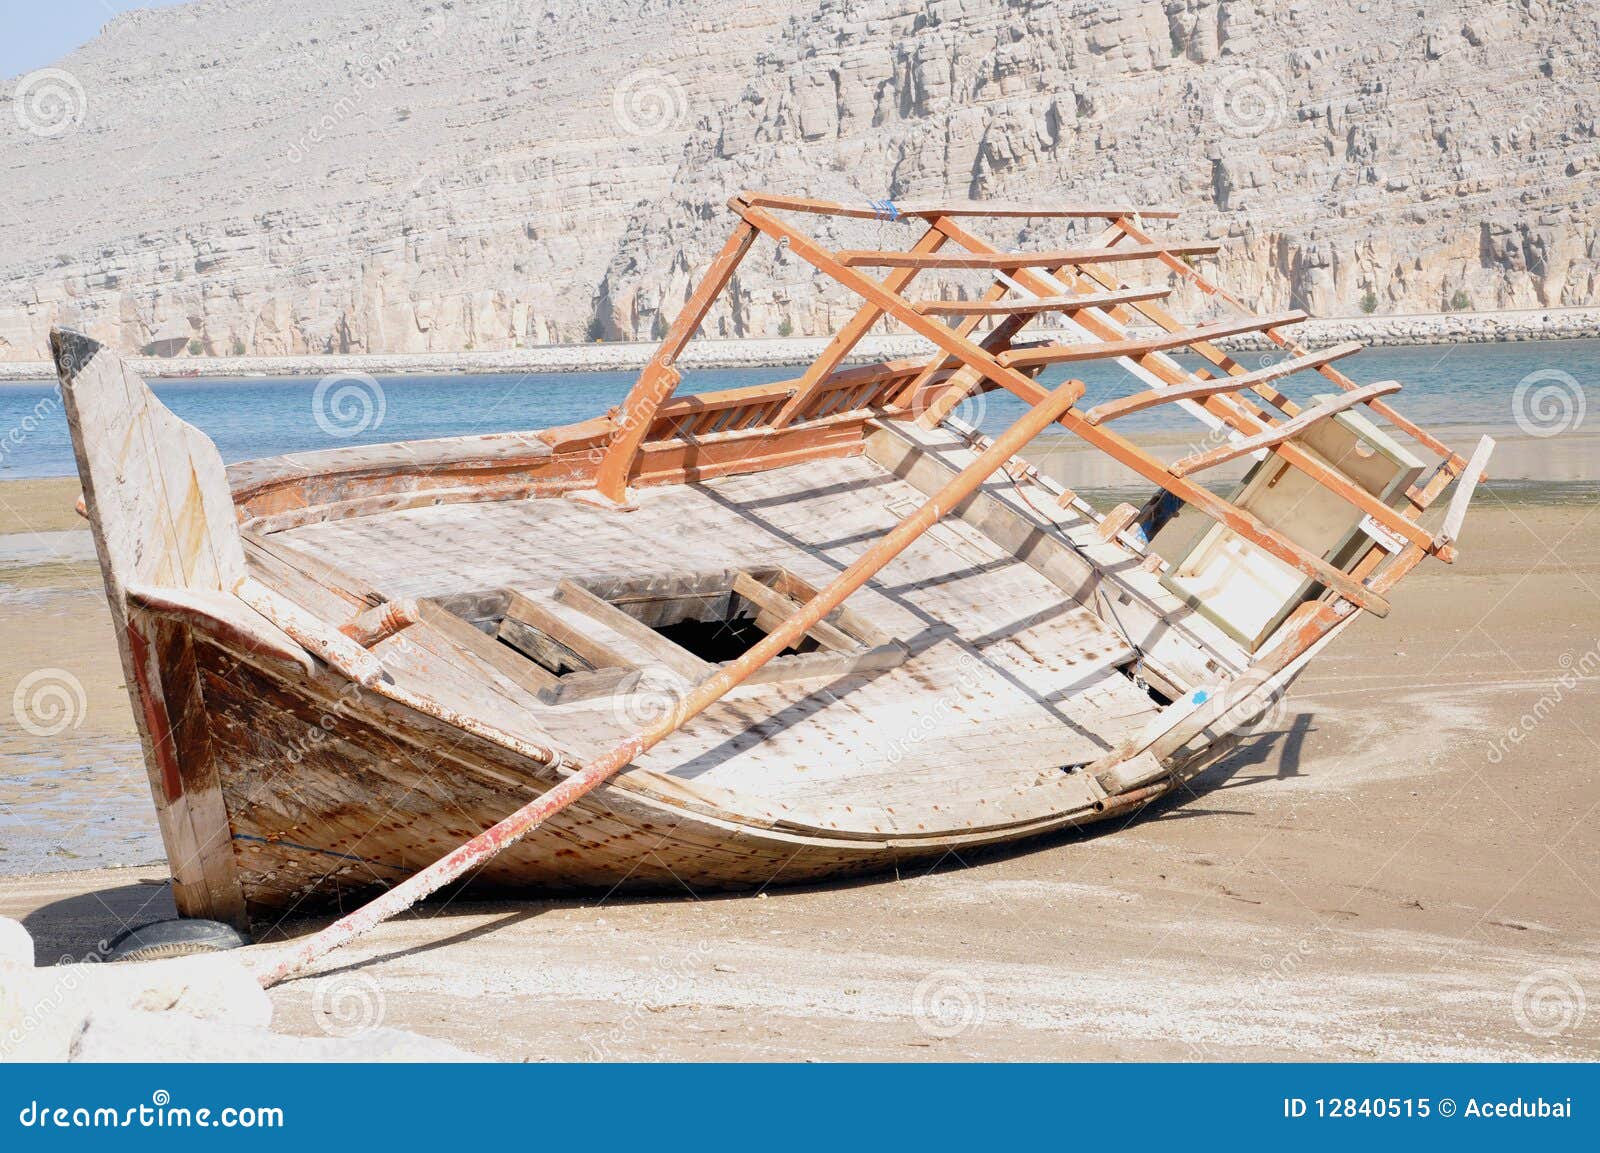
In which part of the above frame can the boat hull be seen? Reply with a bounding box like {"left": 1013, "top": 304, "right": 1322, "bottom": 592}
{"left": 188, "top": 633, "right": 1186, "bottom": 923}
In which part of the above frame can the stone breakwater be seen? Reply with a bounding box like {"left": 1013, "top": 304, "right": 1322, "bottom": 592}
{"left": 3, "top": 309, "right": 1598, "bottom": 382}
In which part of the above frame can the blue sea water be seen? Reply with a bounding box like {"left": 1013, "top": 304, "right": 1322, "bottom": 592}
{"left": 1, "top": 340, "right": 1597, "bottom": 480}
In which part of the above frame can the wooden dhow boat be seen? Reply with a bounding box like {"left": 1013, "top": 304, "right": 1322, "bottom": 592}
{"left": 54, "top": 192, "right": 1492, "bottom": 949}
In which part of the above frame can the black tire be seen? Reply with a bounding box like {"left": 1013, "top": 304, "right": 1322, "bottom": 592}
{"left": 105, "top": 919, "right": 250, "bottom": 962}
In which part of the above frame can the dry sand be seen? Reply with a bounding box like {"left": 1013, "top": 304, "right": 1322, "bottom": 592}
{"left": 1, "top": 477, "right": 1597, "bottom": 1060}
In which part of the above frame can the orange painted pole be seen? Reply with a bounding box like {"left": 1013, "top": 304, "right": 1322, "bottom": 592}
{"left": 594, "top": 220, "right": 758, "bottom": 502}
{"left": 256, "top": 374, "right": 1088, "bottom": 986}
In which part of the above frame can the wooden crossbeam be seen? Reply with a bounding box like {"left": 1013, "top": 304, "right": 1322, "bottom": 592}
{"left": 734, "top": 200, "right": 1091, "bottom": 432}
{"left": 1168, "top": 382, "right": 1403, "bottom": 477}
{"left": 1084, "top": 342, "right": 1365, "bottom": 425}
{"left": 1111, "top": 216, "right": 1469, "bottom": 485}
{"left": 594, "top": 219, "right": 757, "bottom": 502}
{"left": 1055, "top": 409, "right": 1390, "bottom": 616}
{"left": 837, "top": 241, "right": 1219, "bottom": 269}
{"left": 738, "top": 190, "right": 1179, "bottom": 221}
{"left": 932, "top": 218, "right": 1445, "bottom": 562}
{"left": 893, "top": 222, "right": 1130, "bottom": 412}
{"left": 927, "top": 217, "right": 1433, "bottom": 576}
{"left": 891, "top": 279, "right": 1030, "bottom": 409}
{"left": 1038, "top": 238, "right": 1443, "bottom": 550}
{"left": 912, "top": 285, "right": 1170, "bottom": 316}
{"left": 1436, "top": 435, "right": 1496, "bottom": 548}
{"left": 770, "top": 223, "right": 948, "bottom": 429}
{"left": 998, "top": 311, "right": 1308, "bottom": 368}
{"left": 738, "top": 204, "right": 1389, "bottom": 617}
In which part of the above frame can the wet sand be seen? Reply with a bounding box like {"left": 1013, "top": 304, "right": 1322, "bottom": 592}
{"left": 1, "top": 477, "right": 1597, "bottom": 1059}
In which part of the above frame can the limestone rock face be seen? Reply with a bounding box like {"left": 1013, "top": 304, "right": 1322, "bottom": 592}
{"left": 1, "top": 0, "right": 1595, "bottom": 360}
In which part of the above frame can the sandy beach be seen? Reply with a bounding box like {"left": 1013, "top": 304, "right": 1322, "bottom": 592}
{"left": 1, "top": 468, "right": 1596, "bottom": 1060}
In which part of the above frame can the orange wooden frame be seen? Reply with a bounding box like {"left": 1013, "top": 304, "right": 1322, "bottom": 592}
{"left": 593, "top": 188, "right": 1484, "bottom": 621}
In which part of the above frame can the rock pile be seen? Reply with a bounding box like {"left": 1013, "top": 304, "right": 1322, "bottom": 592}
{"left": 0, "top": 917, "right": 474, "bottom": 1061}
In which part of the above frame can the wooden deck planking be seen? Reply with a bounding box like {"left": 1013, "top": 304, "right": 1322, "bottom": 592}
{"left": 276, "top": 452, "right": 1155, "bottom": 835}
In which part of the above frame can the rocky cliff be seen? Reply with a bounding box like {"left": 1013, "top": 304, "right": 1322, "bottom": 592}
{"left": 1, "top": 0, "right": 1596, "bottom": 360}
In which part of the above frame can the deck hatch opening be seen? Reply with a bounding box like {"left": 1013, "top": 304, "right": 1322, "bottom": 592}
{"left": 579, "top": 568, "right": 875, "bottom": 664}
{"left": 424, "top": 568, "right": 906, "bottom": 705}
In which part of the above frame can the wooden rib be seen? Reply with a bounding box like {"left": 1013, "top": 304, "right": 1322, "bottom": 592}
{"left": 1085, "top": 342, "right": 1364, "bottom": 425}
{"left": 890, "top": 279, "right": 1017, "bottom": 406}
{"left": 737, "top": 203, "right": 1388, "bottom": 617}
{"left": 416, "top": 599, "right": 559, "bottom": 694}
{"left": 1169, "top": 382, "right": 1403, "bottom": 477}
{"left": 770, "top": 223, "right": 948, "bottom": 429}
{"left": 928, "top": 217, "right": 1442, "bottom": 560}
{"left": 913, "top": 285, "right": 1170, "bottom": 316}
{"left": 1436, "top": 435, "right": 1495, "bottom": 548}
{"left": 594, "top": 219, "right": 758, "bottom": 502}
{"left": 502, "top": 591, "right": 632, "bottom": 672}
{"left": 738, "top": 190, "right": 1179, "bottom": 220}
{"left": 553, "top": 579, "right": 713, "bottom": 681}
{"left": 731, "top": 572, "right": 856, "bottom": 652}
{"left": 999, "top": 311, "right": 1308, "bottom": 368}
{"left": 838, "top": 241, "right": 1219, "bottom": 269}
{"left": 733, "top": 200, "right": 1089, "bottom": 428}
{"left": 893, "top": 221, "right": 1129, "bottom": 411}
{"left": 1111, "top": 216, "right": 1468, "bottom": 482}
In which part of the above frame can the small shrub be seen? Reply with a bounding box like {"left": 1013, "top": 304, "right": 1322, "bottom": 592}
{"left": 230, "top": 337, "right": 246, "bottom": 356}
{"left": 1449, "top": 288, "right": 1471, "bottom": 312}
{"left": 187, "top": 338, "right": 203, "bottom": 355}
{"left": 1359, "top": 291, "right": 1379, "bottom": 315}
{"left": 777, "top": 316, "right": 794, "bottom": 338}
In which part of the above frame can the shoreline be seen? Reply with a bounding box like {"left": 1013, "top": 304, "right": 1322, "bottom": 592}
{"left": 2, "top": 307, "right": 1598, "bottom": 381}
